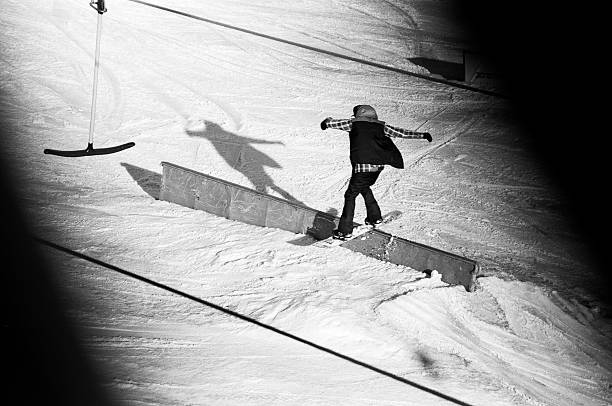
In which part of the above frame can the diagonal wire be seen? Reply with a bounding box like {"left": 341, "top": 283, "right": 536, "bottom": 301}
{"left": 34, "top": 236, "right": 475, "bottom": 406}
{"left": 124, "top": 0, "right": 507, "bottom": 99}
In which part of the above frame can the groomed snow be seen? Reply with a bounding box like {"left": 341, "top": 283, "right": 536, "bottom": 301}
{"left": 2, "top": 0, "right": 611, "bottom": 405}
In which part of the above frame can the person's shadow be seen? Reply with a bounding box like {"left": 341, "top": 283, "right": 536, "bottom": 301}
{"left": 186, "top": 121, "right": 302, "bottom": 204}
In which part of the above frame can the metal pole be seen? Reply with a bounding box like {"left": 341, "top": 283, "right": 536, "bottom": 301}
{"left": 44, "top": 1, "right": 134, "bottom": 157}
{"left": 88, "top": 11, "right": 103, "bottom": 147}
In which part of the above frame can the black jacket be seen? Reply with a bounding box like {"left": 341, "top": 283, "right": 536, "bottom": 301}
{"left": 349, "top": 120, "right": 404, "bottom": 169}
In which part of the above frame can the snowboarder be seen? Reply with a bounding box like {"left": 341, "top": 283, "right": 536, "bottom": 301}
{"left": 319, "top": 105, "right": 432, "bottom": 240}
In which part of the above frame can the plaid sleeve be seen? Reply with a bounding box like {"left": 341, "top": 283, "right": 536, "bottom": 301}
{"left": 384, "top": 124, "right": 422, "bottom": 139}
{"left": 326, "top": 118, "right": 352, "bottom": 131}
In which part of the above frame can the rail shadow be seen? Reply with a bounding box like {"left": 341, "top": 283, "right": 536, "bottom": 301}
{"left": 408, "top": 57, "right": 465, "bottom": 81}
{"left": 121, "top": 163, "right": 162, "bottom": 199}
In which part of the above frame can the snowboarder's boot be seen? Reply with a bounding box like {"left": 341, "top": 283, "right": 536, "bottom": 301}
{"left": 332, "top": 229, "right": 353, "bottom": 240}
{"left": 364, "top": 217, "right": 383, "bottom": 227}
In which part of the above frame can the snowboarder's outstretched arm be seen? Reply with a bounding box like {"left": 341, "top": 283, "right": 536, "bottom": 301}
{"left": 320, "top": 117, "right": 432, "bottom": 142}
{"left": 320, "top": 117, "right": 352, "bottom": 131}
{"left": 384, "top": 124, "right": 432, "bottom": 142}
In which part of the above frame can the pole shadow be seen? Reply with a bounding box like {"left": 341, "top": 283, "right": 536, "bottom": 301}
{"left": 35, "top": 235, "right": 475, "bottom": 406}
{"left": 186, "top": 121, "right": 303, "bottom": 204}
{"left": 121, "top": 163, "right": 162, "bottom": 199}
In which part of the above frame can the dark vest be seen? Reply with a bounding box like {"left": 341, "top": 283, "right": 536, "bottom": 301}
{"left": 349, "top": 120, "right": 404, "bottom": 169}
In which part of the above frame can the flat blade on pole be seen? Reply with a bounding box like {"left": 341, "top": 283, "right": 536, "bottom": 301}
{"left": 44, "top": 142, "right": 135, "bottom": 157}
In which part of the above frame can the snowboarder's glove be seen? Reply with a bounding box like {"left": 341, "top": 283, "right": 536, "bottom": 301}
{"left": 320, "top": 117, "right": 331, "bottom": 130}
{"left": 422, "top": 132, "right": 432, "bottom": 142}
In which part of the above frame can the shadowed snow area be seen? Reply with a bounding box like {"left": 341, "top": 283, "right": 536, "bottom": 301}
{"left": 2, "top": 0, "right": 611, "bottom": 405}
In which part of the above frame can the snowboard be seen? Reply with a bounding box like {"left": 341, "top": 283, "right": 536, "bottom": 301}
{"left": 312, "top": 210, "right": 402, "bottom": 248}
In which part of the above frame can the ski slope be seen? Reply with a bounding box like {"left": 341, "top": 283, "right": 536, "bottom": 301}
{"left": 2, "top": 0, "right": 611, "bottom": 405}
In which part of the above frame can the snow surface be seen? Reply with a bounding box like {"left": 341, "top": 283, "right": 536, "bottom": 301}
{"left": 2, "top": 0, "right": 611, "bottom": 405}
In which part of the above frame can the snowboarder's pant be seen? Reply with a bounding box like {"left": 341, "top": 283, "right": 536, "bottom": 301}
{"left": 338, "top": 171, "right": 382, "bottom": 234}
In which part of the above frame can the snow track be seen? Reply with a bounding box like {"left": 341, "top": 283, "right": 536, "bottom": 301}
{"left": 378, "top": 280, "right": 612, "bottom": 406}
{"left": 125, "top": 0, "right": 506, "bottom": 98}
{"left": 3, "top": 0, "right": 611, "bottom": 405}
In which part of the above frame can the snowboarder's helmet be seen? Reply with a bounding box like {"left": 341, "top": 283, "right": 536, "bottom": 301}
{"left": 352, "top": 105, "right": 378, "bottom": 120}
